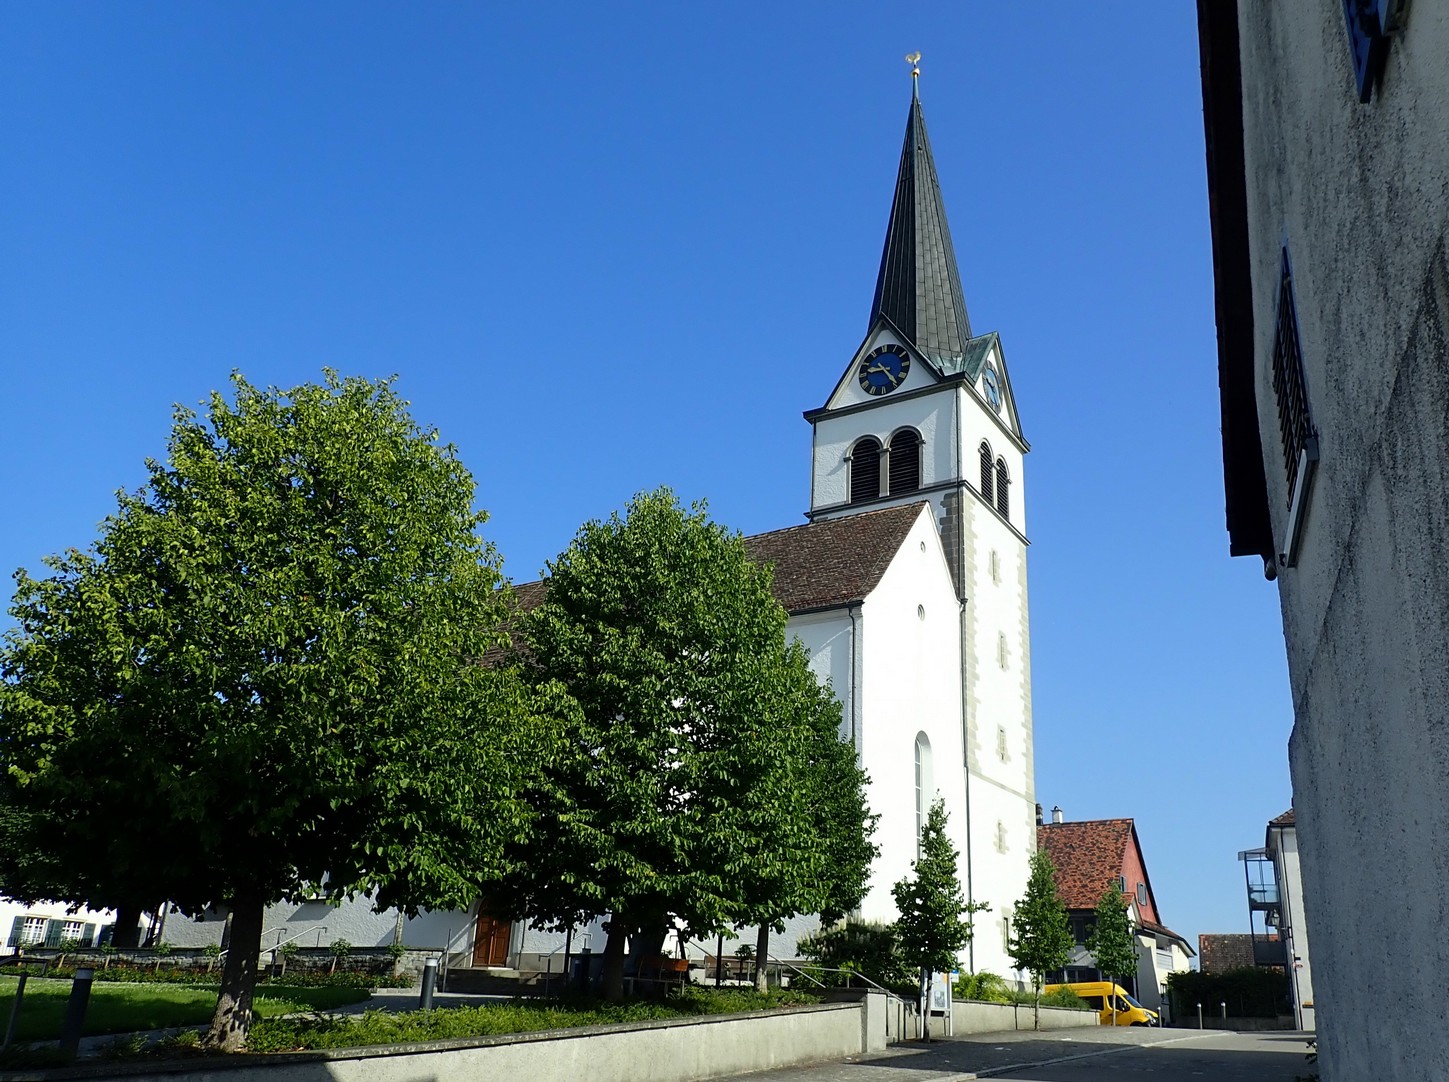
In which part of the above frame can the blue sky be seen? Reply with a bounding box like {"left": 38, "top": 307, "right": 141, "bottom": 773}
{"left": 0, "top": 3, "right": 1292, "bottom": 958}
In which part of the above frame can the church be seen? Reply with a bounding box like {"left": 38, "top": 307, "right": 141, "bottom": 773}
{"left": 166, "top": 69, "right": 1038, "bottom": 983}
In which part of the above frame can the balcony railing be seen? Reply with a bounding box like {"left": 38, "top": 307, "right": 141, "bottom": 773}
{"left": 1253, "top": 938, "right": 1287, "bottom": 966}
{"left": 1248, "top": 885, "right": 1280, "bottom": 908}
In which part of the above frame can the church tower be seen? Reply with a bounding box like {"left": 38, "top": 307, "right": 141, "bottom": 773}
{"left": 804, "top": 63, "right": 1036, "bottom": 975}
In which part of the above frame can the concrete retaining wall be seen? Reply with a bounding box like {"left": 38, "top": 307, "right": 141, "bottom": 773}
{"left": 925, "top": 1000, "right": 1099, "bottom": 1037}
{"left": 65, "top": 1001, "right": 873, "bottom": 1082}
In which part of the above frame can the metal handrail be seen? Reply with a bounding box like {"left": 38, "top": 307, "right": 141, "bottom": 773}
{"left": 539, "top": 931, "right": 592, "bottom": 996}
{"left": 437, "top": 924, "right": 476, "bottom": 991}
{"left": 681, "top": 938, "right": 915, "bottom": 1042}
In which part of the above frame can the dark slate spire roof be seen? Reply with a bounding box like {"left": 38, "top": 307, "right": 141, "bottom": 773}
{"left": 870, "top": 84, "right": 972, "bottom": 372}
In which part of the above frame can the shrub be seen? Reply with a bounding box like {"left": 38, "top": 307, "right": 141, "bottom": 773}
{"left": 955, "top": 970, "right": 1012, "bottom": 1002}
{"left": 796, "top": 920, "right": 915, "bottom": 997}
{"left": 1167, "top": 966, "right": 1289, "bottom": 1018}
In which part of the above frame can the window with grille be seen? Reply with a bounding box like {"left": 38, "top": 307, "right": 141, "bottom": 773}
{"left": 913, "top": 732, "right": 933, "bottom": 856}
{"left": 849, "top": 437, "right": 882, "bottom": 504}
{"left": 21, "top": 917, "right": 45, "bottom": 946}
{"left": 888, "top": 429, "right": 921, "bottom": 495}
{"left": 979, "top": 441, "right": 994, "bottom": 503}
{"left": 995, "top": 459, "right": 1010, "bottom": 518}
{"left": 1271, "top": 249, "right": 1318, "bottom": 567}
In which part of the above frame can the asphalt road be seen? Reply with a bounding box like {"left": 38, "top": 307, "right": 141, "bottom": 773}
{"left": 727, "top": 1028, "right": 1315, "bottom": 1081}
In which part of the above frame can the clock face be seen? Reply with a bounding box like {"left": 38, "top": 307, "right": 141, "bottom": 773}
{"left": 982, "top": 365, "right": 1002, "bottom": 412}
{"left": 858, "top": 345, "right": 911, "bottom": 396}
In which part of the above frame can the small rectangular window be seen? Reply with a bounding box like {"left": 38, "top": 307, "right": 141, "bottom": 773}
{"left": 1342, "top": 0, "right": 1390, "bottom": 103}
{"left": 1136, "top": 882, "right": 1148, "bottom": 907}
{"left": 1271, "top": 249, "right": 1318, "bottom": 568}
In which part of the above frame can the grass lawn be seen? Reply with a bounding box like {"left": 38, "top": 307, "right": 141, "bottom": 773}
{"left": 247, "top": 986, "right": 821, "bottom": 1053}
{"left": 0, "top": 978, "right": 368, "bottom": 1042}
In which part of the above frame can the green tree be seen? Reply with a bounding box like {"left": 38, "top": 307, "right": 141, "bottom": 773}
{"left": 891, "top": 798, "right": 983, "bottom": 1038}
{"left": 1085, "top": 882, "right": 1138, "bottom": 1025}
{"left": 0, "top": 372, "right": 542, "bottom": 1050}
{"left": 1008, "top": 848, "right": 1073, "bottom": 1029}
{"left": 738, "top": 642, "right": 878, "bottom": 992}
{"left": 502, "top": 488, "right": 868, "bottom": 1001}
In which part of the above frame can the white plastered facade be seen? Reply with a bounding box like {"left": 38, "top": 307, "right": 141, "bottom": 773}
{"left": 808, "top": 322, "right": 1036, "bottom": 979}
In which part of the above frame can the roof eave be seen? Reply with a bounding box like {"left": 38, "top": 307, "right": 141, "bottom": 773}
{"left": 1197, "top": 0, "right": 1274, "bottom": 563}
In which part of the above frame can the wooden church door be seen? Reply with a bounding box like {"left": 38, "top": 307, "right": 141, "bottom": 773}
{"left": 472, "top": 909, "right": 511, "bottom": 967}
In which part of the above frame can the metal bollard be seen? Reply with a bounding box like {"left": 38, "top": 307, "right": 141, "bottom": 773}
{"left": 3, "top": 972, "right": 28, "bottom": 1049}
{"left": 1197, "top": 1002, "right": 1203, "bottom": 1029}
{"left": 419, "top": 957, "right": 438, "bottom": 1010}
{"left": 59, "top": 967, "right": 95, "bottom": 1062}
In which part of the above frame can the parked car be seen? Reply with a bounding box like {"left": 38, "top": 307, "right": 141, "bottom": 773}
{"left": 1044, "top": 981, "right": 1158, "bottom": 1026}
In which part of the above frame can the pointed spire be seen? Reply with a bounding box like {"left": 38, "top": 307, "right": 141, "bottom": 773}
{"left": 869, "top": 60, "right": 972, "bottom": 370}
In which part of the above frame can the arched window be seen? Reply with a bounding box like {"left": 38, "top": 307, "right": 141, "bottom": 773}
{"left": 913, "top": 732, "right": 934, "bottom": 849}
{"left": 995, "top": 458, "right": 1010, "bottom": 518}
{"left": 849, "top": 437, "right": 882, "bottom": 504}
{"left": 979, "top": 441, "right": 994, "bottom": 503}
{"left": 888, "top": 428, "right": 921, "bottom": 495}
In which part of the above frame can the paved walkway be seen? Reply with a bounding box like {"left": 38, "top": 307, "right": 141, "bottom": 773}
{"left": 719, "top": 1027, "right": 1312, "bottom": 1081}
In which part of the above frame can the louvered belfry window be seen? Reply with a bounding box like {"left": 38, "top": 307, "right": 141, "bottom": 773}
{"left": 979, "top": 441, "right": 994, "bottom": 504}
{"left": 888, "top": 429, "right": 921, "bottom": 495}
{"left": 1272, "top": 252, "right": 1315, "bottom": 501}
{"left": 995, "top": 459, "right": 1010, "bottom": 518}
{"left": 849, "top": 437, "right": 882, "bottom": 504}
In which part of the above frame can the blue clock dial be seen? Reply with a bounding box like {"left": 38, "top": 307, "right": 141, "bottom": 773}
{"left": 982, "top": 365, "right": 1002, "bottom": 412}
{"left": 858, "top": 345, "right": 911, "bottom": 396}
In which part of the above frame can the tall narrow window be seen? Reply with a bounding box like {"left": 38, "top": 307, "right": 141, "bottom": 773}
{"left": 849, "top": 437, "right": 882, "bottom": 504}
{"left": 1272, "top": 249, "right": 1318, "bottom": 567}
{"left": 995, "top": 458, "right": 1010, "bottom": 518}
{"left": 888, "top": 428, "right": 921, "bottom": 495}
{"left": 913, "top": 732, "right": 933, "bottom": 852}
{"left": 979, "top": 441, "right": 994, "bottom": 504}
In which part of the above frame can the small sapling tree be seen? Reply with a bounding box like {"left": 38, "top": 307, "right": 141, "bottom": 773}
{"left": 1085, "top": 883, "right": 1138, "bottom": 1026}
{"left": 891, "top": 799, "right": 984, "bottom": 1040}
{"left": 1008, "top": 849, "right": 1073, "bottom": 1030}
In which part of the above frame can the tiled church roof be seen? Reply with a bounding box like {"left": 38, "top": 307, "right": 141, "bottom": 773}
{"left": 1269, "top": 808, "right": 1295, "bottom": 827}
{"left": 742, "top": 503, "right": 928, "bottom": 613}
{"left": 1036, "top": 819, "right": 1136, "bottom": 910}
{"left": 507, "top": 502, "right": 927, "bottom": 620}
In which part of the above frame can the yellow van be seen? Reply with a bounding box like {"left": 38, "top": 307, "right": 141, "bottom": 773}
{"left": 1043, "top": 982, "right": 1158, "bottom": 1027}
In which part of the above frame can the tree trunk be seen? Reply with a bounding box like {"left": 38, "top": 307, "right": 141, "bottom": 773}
{"left": 923, "top": 970, "right": 933, "bottom": 1042}
{"left": 111, "top": 903, "right": 143, "bottom": 949}
{"left": 1033, "top": 980, "right": 1041, "bottom": 1031}
{"left": 600, "top": 921, "right": 629, "bottom": 1004}
{"left": 754, "top": 925, "right": 770, "bottom": 995}
{"left": 205, "top": 894, "right": 264, "bottom": 1052}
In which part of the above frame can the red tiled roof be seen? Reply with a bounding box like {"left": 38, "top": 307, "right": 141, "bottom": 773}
{"left": 505, "top": 503, "right": 927, "bottom": 623}
{"left": 1198, "top": 933, "right": 1273, "bottom": 973}
{"left": 1036, "top": 819, "right": 1135, "bottom": 910}
{"left": 1269, "top": 808, "right": 1295, "bottom": 827}
{"left": 742, "top": 503, "right": 930, "bottom": 613}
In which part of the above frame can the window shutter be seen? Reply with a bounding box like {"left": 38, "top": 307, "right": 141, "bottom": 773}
{"left": 82, "top": 924, "right": 97, "bottom": 949}
{"left": 995, "top": 459, "right": 1010, "bottom": 517}
{"left": 888, "top": 430, "right": 920, "bottom": 495}
{"left": 979, "top": 442, "right": 994, "bottom": 503}
{"left": 44, "top": 920, "right": 63, "bottom": 947}
{"left": 7, "top": 916, "right": 24, "bottom": 949}
{"left": 849, "top": 439, "right": 882, "bottom": 504}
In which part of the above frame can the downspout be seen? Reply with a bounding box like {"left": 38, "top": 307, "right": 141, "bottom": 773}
{"left": 848, "top": 604, "right": 863, "bottom": 752}
{"left": 960, "top": 595, "right": 975, "bottom": 974}
{"left": 952, "top": 382, "right": 977, "bottom": 972}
